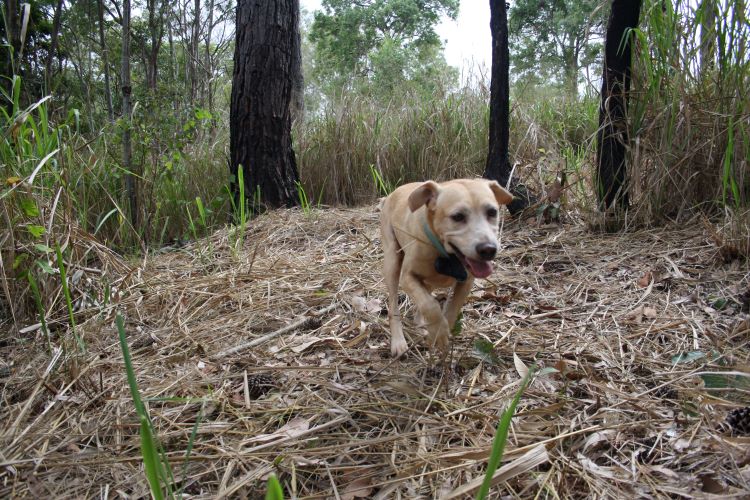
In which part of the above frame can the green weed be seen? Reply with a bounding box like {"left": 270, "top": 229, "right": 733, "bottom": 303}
{"left": 116, "top": 314, "right": 174, "bottom": 499}
{"left": 476, "top": 365, "right": 535, "bottom": 500}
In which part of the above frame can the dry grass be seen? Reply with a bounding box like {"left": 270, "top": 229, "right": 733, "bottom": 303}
{"left": 2, "top": 206, "right": 750, "bottom": 498}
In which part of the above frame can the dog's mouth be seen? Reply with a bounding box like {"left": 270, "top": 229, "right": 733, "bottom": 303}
{"left": 449, "top": 244, "right": 494, "bottom": 279}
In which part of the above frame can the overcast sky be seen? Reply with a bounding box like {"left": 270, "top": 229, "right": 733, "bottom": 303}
{"left": 301, "top": 1, "right": 493, "bottom": 76}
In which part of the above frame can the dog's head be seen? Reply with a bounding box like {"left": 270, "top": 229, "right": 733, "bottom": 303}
{"left": 408, "top": 179, "right": 513, "bottom": 278}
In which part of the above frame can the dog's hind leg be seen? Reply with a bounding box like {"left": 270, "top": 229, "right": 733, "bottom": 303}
{"left": 382, "top": 223, "right": 408, "bottom": 357}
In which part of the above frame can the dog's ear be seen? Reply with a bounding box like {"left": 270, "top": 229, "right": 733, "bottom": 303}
{"left": 408, "top": 181, "right": 440, "bottom": 212}
{"left": 487, "top": 180, "right": 514, "bottom": 206}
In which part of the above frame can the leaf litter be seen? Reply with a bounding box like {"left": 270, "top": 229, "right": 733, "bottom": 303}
{"left": 1, "top": 206, "right": 750, "bottom": 497}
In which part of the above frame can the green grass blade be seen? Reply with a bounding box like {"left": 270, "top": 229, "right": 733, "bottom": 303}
{"left": 56, "top": 244, "right": 84, "bottom": 352}
{"left": 475, "top": 366, "right": 535, "bottom": 500}
{"left": 265, "top": 474, "right": 285, "bottom": 500}
{"left": 117, "top": 314, "right": 172, "bottom": 498}
{"left": 26, "top": 273, "right": 50, "bottom": 349}
{"left": 178, "top": 401, "right": 205, "bottom": 496}
{"left": 139, "top": 416, "right": 166, "bottom": 500}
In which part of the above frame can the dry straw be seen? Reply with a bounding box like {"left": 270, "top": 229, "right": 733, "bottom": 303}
{"left": 1, "top": 206, "right": 749, "bottom": 497}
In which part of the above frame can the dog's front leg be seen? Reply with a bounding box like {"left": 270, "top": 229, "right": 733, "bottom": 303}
{"left": 443, "top": 277, "right": 474, "bottom": 331}
{"left": 384, "top": 258, "right": 408, "bottom": 357}
{"left": 401, "top": 272, "right": 450, "bottom": 355}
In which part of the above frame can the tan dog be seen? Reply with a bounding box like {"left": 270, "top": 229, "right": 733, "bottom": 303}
{"left": 380, "top": 178, "right": 513, "bottom": 357}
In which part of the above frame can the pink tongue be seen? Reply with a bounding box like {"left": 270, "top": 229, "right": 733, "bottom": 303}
{"left": 466, "top": 258, "right": 493, "bottom": 278}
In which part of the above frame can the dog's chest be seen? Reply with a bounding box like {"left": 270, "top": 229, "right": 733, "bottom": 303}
{"left": 422, "top": 273, "right": 456, "bottom": 290}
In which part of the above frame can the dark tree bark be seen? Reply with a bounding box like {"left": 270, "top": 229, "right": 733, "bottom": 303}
{"left": 44, "top": 0, "right": 64, "bottom": 87}
{"left": 97, "top": 0, "right": 114, "bottom": 121}
{"left": 190, "top": 0, "right": 201, "bottom": 106}
{"left": 229, "top": 0, "right": 300, "bottom": 211}
{"left": 596, "top": 0, "right": 641, "bottom": 210}
{"left": 6, "top": 0, "right": 20, "bottom": 61}
{"left": 483, "top": 0, "right": 534, "bottom": 216}
{"left": 122, "top": 0, "right": 137, "bottom": 227}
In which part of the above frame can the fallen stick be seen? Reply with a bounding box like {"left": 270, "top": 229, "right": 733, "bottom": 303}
{"left": 210, "top": 303, "right": 337, "bottom": 359}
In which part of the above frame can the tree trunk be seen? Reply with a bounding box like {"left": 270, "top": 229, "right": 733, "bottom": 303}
{"left": 97, "top": 0, "right": 114, "bottom": 121}
{"left": 5, "top": 0, "right": 21, "bottom": 79}
{"left": 167, "top": 19, "right": 180, "bottom": 113}
{"left": 699, "top": 0, "right": 716, "bottom": 76}
{"left": 596, "top": 0, "right": 641, "bottom": 210}
{"left": 230, "top": 0, "right": 301, "bottom": 211}
{"left": 291, "top": 10, "right": 304, "bottom": 123}
{"left": 45, "top": 0, "right": 64, "bottom": 88}
{"left": 565, "top": 47, "right": 579, "bottom": 97}
{"left": 190, "top": 0, "right": 201, "bottom": 106}
{"left": 122, "top": 0, "right": 137, "bottom": 228}
{"left": 205, "top": 0, "right": 215, "bottom": 114}
{"left": 147, "top": 0, "right": 166, "bottom": 92}
{"left": 483, "top": 0, "right": 533, "bottom": 215}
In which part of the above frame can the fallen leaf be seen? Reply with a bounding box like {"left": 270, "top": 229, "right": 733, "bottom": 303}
{"left": 513, "top": 353, "right": 529, "bottom": 379}
{"left": 247, "top": 417, "right": 310, "bottom": 444}
{"left": 643, "top": 306, "right": 658, "bottom": 318}
{"left": 582, "top": 430, "right": 616, "bottom": 453}
{"left": 350, "top": 295, "right": 367, "bottom": 312}
{"left": 340, "top": 477, "right": 372, "bottom": 500}
{"left": 699, "top": 474, "right": 726, "bottom": 494}
{"left": 290, "top": 336, "right": 338, "bottom": 353}
{"left": 349, "top": 295, "right": 382, "bottom": 314}
{"left": 637, "top": 271, "right": 653, "bottom": 288}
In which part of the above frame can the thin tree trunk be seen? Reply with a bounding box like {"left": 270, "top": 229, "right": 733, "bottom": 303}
{"left": 230, "top": 0, "right": 301, "bottom": 211}
{"left": 45, "top": 0, "right": 64, "bottom": 89}
{"left": 6, "top": 0, "right": 21, "bottom": 78}
{"left": 122, "top": 0, "right": 137, "bottom": 228}
{"left": 699, "top": 0, "right": 716, "bottom": 76}
{"left": 204, "top": 0, "right": 214, "bottom": 114}
{"left": 483, "top": 0, "right": 533, "bottom": 215}
{"left": 97, "top": 0, "right": 114, "bottom": 121}
{"left": 291, "top": 8, "right": 304, "bottom": 123}
{"left": 190, "top": 0, "right": 201, "bottom": 106}
{"left": 167, "top": 19, "right": 181, "bottom": 113}
{"left": 146, "top": 0, "right": 165, "bottom": 91}
{"left": 596, "top": 0, "right": 641, "bottom": 210}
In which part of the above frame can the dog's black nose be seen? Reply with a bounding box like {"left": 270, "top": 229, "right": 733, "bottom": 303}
{"left": 476, "top": 243, "right": 497, "bottom": 261}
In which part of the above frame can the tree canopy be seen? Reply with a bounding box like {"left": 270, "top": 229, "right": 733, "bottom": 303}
{"left": 308, "top": 0, "right": 459, "bottom": 101}
{"left": 509, "top": 0, "right": 605, "bottom": 94}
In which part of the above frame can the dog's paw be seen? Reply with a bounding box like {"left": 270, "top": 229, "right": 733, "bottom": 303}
{"left": 391, "top": 337, "right": 409, "bottom": 358}
{"left": 432, "top": 333, "right": 449, "bottom": 354}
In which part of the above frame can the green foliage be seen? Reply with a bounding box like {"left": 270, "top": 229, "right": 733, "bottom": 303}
{"left": 55, "top": 244, "right": 85, "bottom": 352}
{"left": 627, "top": 0, "right": 750, "bottom": 219}
{"left": 476, "top": 365, "right": 535, "bottom": 500}
{"left": 472, "top": 339, "right": 501, "bottom": 365}
{"left": 117, "top": 314, "right": 175, "bottom": 499}
{"left": 265, "top": 474, "right": 285, "bottom": 500}
{"left": 368, "top": 164, "right": 396, "bottom": 197}
{"left": 509, "top": 0, "right": 605, "bottom": 94}
{"left": 308, "top": 0, "right": 459, "bottom": 103}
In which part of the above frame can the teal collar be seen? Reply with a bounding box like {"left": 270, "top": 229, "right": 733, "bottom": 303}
{"left": 423, "top": 218, "right": 468, "bottom": 282}
{"left": 422, "top": 219, "right": 449, "bottom": 257}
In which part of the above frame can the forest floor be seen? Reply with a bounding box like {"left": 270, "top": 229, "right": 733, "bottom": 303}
{"left": 2, "top": 205, "right": 750, "bottom": 498}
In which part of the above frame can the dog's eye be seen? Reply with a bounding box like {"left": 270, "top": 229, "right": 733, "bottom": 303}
{"left": 486, "top": 208, "right": 498, "bottom": 218}
{"left": 451, "top": 213, "right": 466, "bottom": 223}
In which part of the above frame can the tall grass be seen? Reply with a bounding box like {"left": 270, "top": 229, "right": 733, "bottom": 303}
{"left": 0, "top": 76, "right": 231, "bottom": 327}
{"left": 295, "top": 86, "right": 598, "bottom": 207}
{"left": 628, "top": 0, "right": 749, "bottom": 221}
